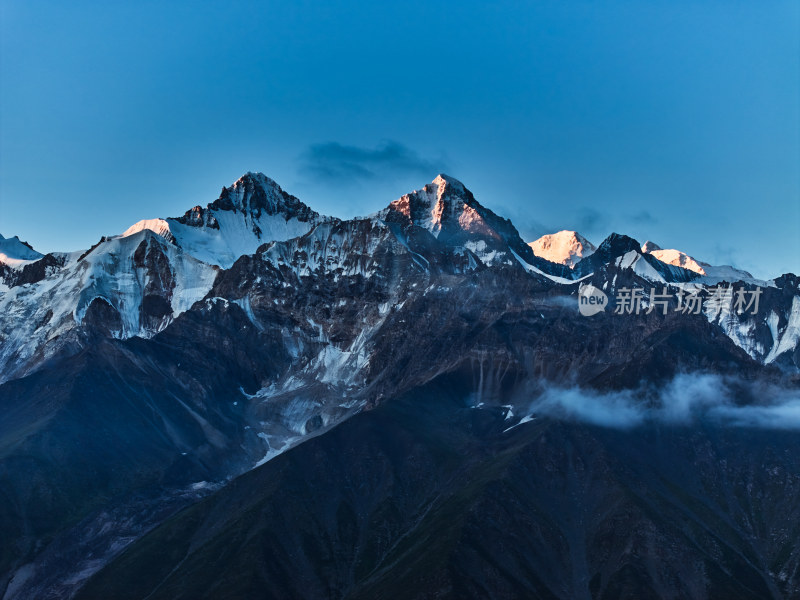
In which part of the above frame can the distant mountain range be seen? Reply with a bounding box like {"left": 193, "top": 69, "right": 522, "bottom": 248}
{"left": 1, "top": 173, "right": 799, "bottom": 599}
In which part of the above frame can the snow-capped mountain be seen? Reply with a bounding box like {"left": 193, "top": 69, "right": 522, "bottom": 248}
{"left": 0, "top": 173, "right": 325, "bottom": 383}
{"left": 640, "top": 240, "right": 765, "bottom": 285}
{"left": 0, "top": 230, "right": 217, "bottom": 383}
{"left": 528, "top": 230, "right": 596, "bottom": 268}
{"left": 122, "top": 172, "right": 326, "bottom": 268}
{"left": 0, "top": 234, "right": 46, "bottom": 291}
{"left": 0, "top": 234, "right": 43, "bottom": 267}
{"left": 1, "top": 173, "right": 797, "bottom": 385}
{"left": 375, "top": 174, "right": 571, "bottom": 277}
{"left": 2, "top": 173, "right": 798, "bottom": 386}
{"left": 1, "top": 172, "right": 800, "bottom": 599}
{"left": 573, "top": 232, "right": 699, "bottom": 283}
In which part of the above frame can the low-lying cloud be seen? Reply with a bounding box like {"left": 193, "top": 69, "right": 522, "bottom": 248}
{"left": 525, "top": 373, "right": 800, "bottom": 429}
{"left": 300, "top": 140, "right": 446, "bottom": 184}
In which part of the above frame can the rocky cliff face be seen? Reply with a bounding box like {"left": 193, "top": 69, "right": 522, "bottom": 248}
{"left": 1, "top": 173, "right": 798, "bottom": 599}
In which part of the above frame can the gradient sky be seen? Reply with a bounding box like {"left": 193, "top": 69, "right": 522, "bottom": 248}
{"left": 1, "top": 0, "right": 798, "bottom": 277}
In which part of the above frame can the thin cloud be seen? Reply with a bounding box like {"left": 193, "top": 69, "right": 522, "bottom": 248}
{"left": 630, "top": 210, "right": 656, "bottom": 225}
{"left": 300, "top": 141, "right": 446, "bottom": 184}
{"left": 520, "top": 373, "right": 800, "bottom": 430}
{"left": 566, "top": 207, "right": 656, "bottom": 242}
{"left": 574, "top": 207, "right": 610, "bottom": 237}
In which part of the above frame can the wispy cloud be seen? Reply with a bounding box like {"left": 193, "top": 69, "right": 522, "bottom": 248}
{"left": 574, "top": 207, "right": 610, "bottom": 237}
{"left": 299, "top": 140, "right": 446, "bottom": 184}
{"left": 570, "top": 207, "right": 657, "bottom": 241}
{"left": 630, "top": 210, "right": 656, "bottom": 225}
{"left": 520, "top": 374, "right": 800, "bottom": 430}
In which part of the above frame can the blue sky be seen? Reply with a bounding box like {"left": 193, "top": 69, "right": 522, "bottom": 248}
{"left": 1, "top": 0, "right": 798, "bottom": 277}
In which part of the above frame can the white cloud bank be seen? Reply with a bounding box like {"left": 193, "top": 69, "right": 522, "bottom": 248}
{"left": 525, "top": 373, "right": 800, "bottom": 429}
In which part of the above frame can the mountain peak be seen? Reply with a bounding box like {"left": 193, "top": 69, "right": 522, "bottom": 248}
{"left": 572, "top": 232, "right": 643, "bottom": 276}
{"left": 213, "top": 172, "right": 317, "bottom": 221}
{"left": 641, "top": 240, "right": 662, "bottom": 253}
{"left": 230, "top": 172, "right": 284, "bottom": 197}
{"left": 640, "top": 243, "right": 706, "bottom": 275}
{"left": 380, "top": 174, "right": 486, "bottom": 235}
{"left": 374, "top": 176, "right": 571, "bottom": 278}
{"left": 432, "top": 173, "right": 466, "bottom": 194}
{"left": 240, "top": 171, "right": 277, "bottom": 184}
{"left": 597, "top": 232, "right": 641, "bottom": 256}
{"left": 528, "top": 230, "right": 596, "bottom": 268}
{"left": 169, "top": 172, "right": 319, "bottom": 232}
{"left": 571, "top": 232, "right": 699, "bottom": 283}
{"left": 0, "top": 233, "right": 44, "bottom": 268}
{"left": 116, "top": 173, "right": 324, "bottom": 269}
{"left": 638, "top": 243, "right": 760, "bottom": 284}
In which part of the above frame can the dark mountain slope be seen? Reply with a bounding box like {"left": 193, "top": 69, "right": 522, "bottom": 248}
{"left": 77, "top": 373, "right": 800, "bottom": 600}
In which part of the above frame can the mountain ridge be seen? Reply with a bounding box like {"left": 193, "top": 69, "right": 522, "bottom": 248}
{"left": 1, "top": 173, "right": 798, "bottom": 388}
{"left": 1, "top": 170, "right": 799, "bottom": 599}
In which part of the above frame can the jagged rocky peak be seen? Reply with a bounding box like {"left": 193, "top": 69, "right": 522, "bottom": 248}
{"left": 382, "top": 173, "right": 469, "bottom": 231}
{"left": 376, "top": 174, "right": 572, "bottom": 276}
{"left": 385, "top": 175, "right": 467, "bottom": 221}
{"left": 427, "top": 173, "right": 493, "bottom": 236}
{"left": 574, "top": 232, "right": 700, "bottom": 283}
{"left": 574, "top": 231, "right": 652, "bottom": 278}
{"left": 381, "top": 173, "right": 513, "bottom": 239}
{"left": 0, "top": 234, "right": 81, "bottom": 290}
{"left": 431, "top": 172, "right": 466, "bottom": 196}
{"left": 596, "top": 232, "right": 642, "bottom": 257}
{"left": 0, "top": 233, "right": 44, "bottom": 267}
{"left": 0, "top": 234, "right": 49, "bottom": 288}
{"left": 528, "top": 230, "right": 596, "bottom": 268}
{"left": 174, "top": 172, "right": 318, "bottom": 229}
{"left": 118, "top": 172, "right": 325, "bottom": 269}
{"left": 214, "top": 172, "right": 318, "bottom": 221}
